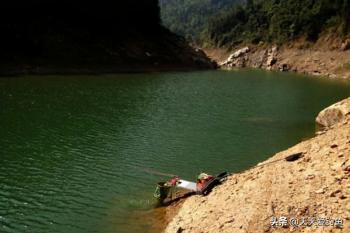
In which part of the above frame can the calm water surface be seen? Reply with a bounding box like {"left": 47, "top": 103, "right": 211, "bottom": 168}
{"left": 1, "top": 70, "right": 350, "bottom": 233}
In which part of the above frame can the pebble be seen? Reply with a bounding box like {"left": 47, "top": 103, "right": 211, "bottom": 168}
{"left": 330, "top": 190, "right": 342, "bottom": 197}
{"left": 331, "top": 144, "right": 338, "bottom": 148}
{"left": 306, "top": 174, "right": 315, "bottom": 180}
{"left": 316, "top": 131, "right": 326, "bottom": 135}
{"left": 315, "top": 188, "right": 325, "bottom": 194}
{"left": 225, "top": 218, "right": 235, "bottom": 224}
{"left": 304, "top": 157, "right": 311, "bottom": 163}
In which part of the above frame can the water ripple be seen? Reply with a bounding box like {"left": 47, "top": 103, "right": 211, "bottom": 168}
{"left": 1, "top": 71, "right": 350, "bottom": 233}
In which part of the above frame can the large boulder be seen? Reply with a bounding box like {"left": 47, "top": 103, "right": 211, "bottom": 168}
{"left": 229, "top": 47, "right": 250, "bottom": 59}
{"left": 220, "top": 47, "right": 250, "bottom": 67}
{"left": 316, "top": 97, "right": 350, "bottom": 128}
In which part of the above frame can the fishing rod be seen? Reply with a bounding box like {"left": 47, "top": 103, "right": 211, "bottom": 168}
{"left": 137, "top": 152, "right": 304, "bottom": 178}
{"left": 137, "top": 166, "right": 177, "bottom": 178}
{"left": 141, "top": 152, "right": 304, "bottom": 203}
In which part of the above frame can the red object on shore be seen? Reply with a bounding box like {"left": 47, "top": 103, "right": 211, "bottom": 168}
{"left": 169, "top": 176, "right": 179, "bottom": 186}
{"left": 196, "top": 175, "right": 214, "bottom": 192}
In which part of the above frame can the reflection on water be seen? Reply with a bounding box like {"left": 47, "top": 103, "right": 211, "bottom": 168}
{"left": 0, "top": 70, "right": 350, "bottom": 233}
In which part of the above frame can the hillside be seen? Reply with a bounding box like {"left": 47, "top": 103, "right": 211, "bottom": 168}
{"left": 200, "top": 0, "right": 350, "bottom": 80}
{"left": 203, "top": 0, "right": 350, "bottom": 47}
{"left": 159, "top": 0, "right": 245, "bottom": 42}
{"left": 0, "top": 1, "right": 215, "bottom": 75}
{"left": 165, "top": 98, "right": 350, "bottom": 233}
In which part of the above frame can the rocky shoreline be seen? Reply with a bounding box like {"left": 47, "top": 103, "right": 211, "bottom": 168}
{"left": 164, "top": 97, "right": 350, "bottom": 233}
{"left": 206, "top": 42, "right": 350, "bottom": 80}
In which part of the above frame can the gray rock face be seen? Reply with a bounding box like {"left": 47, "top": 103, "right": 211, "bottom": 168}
{"left": 316, "top": 97, "right": 350, "bottom": 128}
{"left": 220, "top": 47, "right": 250, "bottom": 68}
{"left": 266, "top": 46, "right": 278, "bottom": 70}
{"left": 230, "top": 47, "right": 250, "bottom": 59}
{"left": 220, "top": 46, "right": 281, "bottom": 70}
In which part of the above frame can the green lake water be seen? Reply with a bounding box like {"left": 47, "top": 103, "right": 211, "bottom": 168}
{"left": 1, "top": 70, "right": 350, "bottom": 233}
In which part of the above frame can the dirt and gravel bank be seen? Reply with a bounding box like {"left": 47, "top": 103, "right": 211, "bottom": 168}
{"left": 205, "top": 42, "right": 350, "bottom": 80}
{"left": 164, "top": 98, "right": 350, "bottom": 233}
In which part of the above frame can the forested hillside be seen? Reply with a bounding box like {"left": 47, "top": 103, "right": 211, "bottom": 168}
{"left": 203, "top": 0, "right": 350, "bottom": 47}
{"left": 0, "top": 0, "right": 214, "bottom": 74}
{"left": 159, "top": 0, "right": 245, "bottom": 42}
{"left": 0, "top": 1, "right": 160, "bottom": 58}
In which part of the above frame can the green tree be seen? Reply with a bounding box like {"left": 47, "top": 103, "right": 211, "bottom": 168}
{"left": 202, "top": 0, "right": 350, "bottom": 47}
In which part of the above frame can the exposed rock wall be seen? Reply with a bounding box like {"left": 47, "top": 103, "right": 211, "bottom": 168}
{"left": 219, "top": 46, "right": 350, "bottom": 79}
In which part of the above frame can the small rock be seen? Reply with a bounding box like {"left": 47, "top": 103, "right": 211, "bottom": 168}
{"left": 334, "top": 176, "right": 343, "bottom": 183}
{"left": 279, "top": 63, "right": 290, "bottom": 72}
{"left": 329, "top": 74, "right": 337, "bottom": 79}
{"left": 341, "top": 159, "right": 349, "bottom": 166}
{"left": 315, "top": 188, "right": 325, "bottom": 194}
{"left": 225, "top": 218, "right": 235, "bottom": 224}
{"left": 306, "top": 174, "right": 315, "bottom": 180}
{"left": 331, "top": 144, "right": 338, "bottom": 149}
{"left": 312, "top": 70, "right": 322, "bottom": 76}
{"left": 343, "top": 165, "right": 350, "bottom": 172}
{"left": 316, "top": 130, "right": 326, "bottom": 135}
{"left": 330, "top": 190, "right": 342, "bottom": 197}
